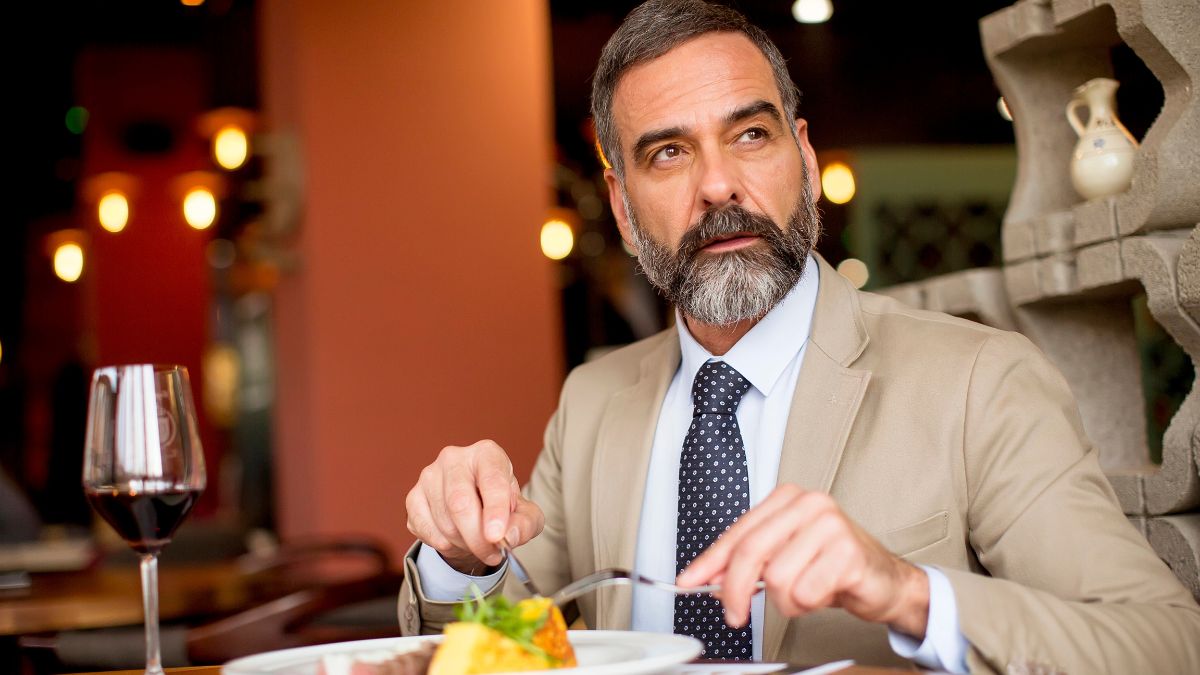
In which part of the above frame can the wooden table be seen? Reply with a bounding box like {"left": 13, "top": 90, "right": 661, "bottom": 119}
{"left": 0, "top": 556, "right": 382, "bottom": 636}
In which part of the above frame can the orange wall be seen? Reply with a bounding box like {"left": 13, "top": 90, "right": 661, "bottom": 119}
{"left": 260, "top": 0, "right": 561, "bottom": 558}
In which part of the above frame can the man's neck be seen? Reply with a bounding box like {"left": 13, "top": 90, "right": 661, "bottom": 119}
{"left": 683, "top": 314, "right": 761, "bottom": 356}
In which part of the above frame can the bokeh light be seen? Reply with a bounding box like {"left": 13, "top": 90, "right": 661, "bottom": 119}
{"left": 54, "top": 243, "right": 84, "bottom": 282}
{"left": 203, "top": 343, "right": 240, "bottom": 426}
{"left": 792, "top": 0, "right": 833, "bottom": 24}
{"left": 836, "top": 257, "right": 870, "bottom": 289}
{"left": 213, "top": 125, "right": 249, "bottom": 170}
{"left": 183, "top": 188, "right": 217, "bottom": 230}
{"left": 540, "top": 219, "right": 574, "bottom": 260}
{"left": 997, "top": 96, "right": 1013, "bottom": 122}
{"left": 821, "top": 162, "right": 856, "bottom": 205}
{"left": 65, "top": 106, "right": 89, "bottom": 135}
{"left": 578, "top": 231, "right": 606, "bottom": 257}
{"left": 97, "top": 191, "right": 130, "bottom": 233}
{"left": 206, "top": 239, "right": 237, "bottom": 269}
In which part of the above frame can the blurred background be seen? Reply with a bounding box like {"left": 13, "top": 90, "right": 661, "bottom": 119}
{"left": 1, "top": 0, "right": 1182, "bottom": 573}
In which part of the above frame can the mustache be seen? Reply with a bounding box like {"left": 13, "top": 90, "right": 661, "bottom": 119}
{"left": 676, "top": 205, "right": 786, "bottom": 260}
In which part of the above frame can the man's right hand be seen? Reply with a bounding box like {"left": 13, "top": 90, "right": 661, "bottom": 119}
{"left": 405, "top": 439, "right": 545, "bottom": 575}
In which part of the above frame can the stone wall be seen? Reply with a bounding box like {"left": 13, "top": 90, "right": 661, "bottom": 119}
{"left": 880, "top": 0, "right": 1200, "bottom": 597}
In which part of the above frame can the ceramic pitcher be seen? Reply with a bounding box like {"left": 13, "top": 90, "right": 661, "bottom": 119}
{"left": 1067, "top": 77, "right": 1138, "bottom": 200}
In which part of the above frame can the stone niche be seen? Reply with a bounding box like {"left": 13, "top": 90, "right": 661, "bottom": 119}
{"left": 880, "top": 0, "right": 1200, "bottom": 597}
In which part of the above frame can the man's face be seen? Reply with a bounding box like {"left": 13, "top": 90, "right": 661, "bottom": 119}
{"left": 604, "top": 32, "right": 823, "bottom": 326}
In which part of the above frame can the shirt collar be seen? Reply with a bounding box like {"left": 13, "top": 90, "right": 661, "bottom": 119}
{"left": 675, "top": 254, "right": 820, "bottom": 398}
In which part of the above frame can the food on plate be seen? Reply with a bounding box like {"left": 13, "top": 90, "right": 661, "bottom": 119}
{"left": 318, "top": 640, "right": 436, "bottom": 675}
{"left": 316, "top": 591, "right": 575, "bottom": 675}
{"left": 427, "top": 593, "right": 577, "bottom": 674}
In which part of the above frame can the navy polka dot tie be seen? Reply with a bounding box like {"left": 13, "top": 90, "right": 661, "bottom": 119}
{"left": 675, "top": 360, "right": 753, "bottom": 660}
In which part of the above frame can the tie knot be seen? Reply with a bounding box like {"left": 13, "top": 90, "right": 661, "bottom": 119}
{"left": 691, "top": 361, "right": 751, "bottom": 417}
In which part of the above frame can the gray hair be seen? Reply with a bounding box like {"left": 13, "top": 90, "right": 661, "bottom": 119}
{"left": 591, "top": 0, "right": 801, "bottom": 178}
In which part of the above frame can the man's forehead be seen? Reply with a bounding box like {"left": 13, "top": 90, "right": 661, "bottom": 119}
{"left": 611, "top": 32, "right": 781, "bottom": 138}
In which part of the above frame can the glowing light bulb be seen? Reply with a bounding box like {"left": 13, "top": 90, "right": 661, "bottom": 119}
{"left": 97, "top": 191, "right": 129, "bottom": 233}
{"left": 821, "top": 162, "right": 856, "bottom": 205}
{"left": 540, "top": 219, "right": 574, "bottom": 260}
{"left": 54, "top": 243, "right": 84, "bottom": 282}
{"left": 836, "top": 257, "right": 869, "bottom": 289}
{"left": 213, "top": 125, "right": 249, "bottom": 170}
{"left": 792, "top": 0, "right": 833, "bottom": 24}
{"left": 183, "top": 188, "right": 217, "bottom": 230}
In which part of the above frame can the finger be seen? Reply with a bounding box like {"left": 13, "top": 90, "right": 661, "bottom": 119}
{"left": 510, "top": 477, "right": 520, "bottom": 512}
{"left": 716, "top": 501, "right": 828, "bottom": 626}
{"left": 443, "top": 461, "right": 499, "bottom": 566}
{"left": 677, "top": 486, "right": 804, "bottom": 586}
{"left": 761, "top": 513, "right": 843, "bottom": 616}
{"left": 405, "top": 487, "right": 454, "bottom": 553}
{"left": 473, "top": 450, "right": 515, "bottom": 544}
{"left": 787, "top": 542, "right": 848, "bottom": 614}
{"left": 420, "top": 464, "right": 465, "bottom": 548}
{"left": 505, "top": 497, "right": 545, "bottom": 546}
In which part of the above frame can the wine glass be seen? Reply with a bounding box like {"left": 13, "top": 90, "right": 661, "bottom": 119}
{"left": 82, "top": 364, "right": 206, "bottom": 675}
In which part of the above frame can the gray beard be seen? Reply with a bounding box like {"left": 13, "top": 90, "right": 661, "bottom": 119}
{"left": 624, "top": 179, "right": 820, "bottom": 327}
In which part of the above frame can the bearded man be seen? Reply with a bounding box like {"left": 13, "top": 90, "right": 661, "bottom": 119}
{"left": 398, "top": 1, "right": 1200, "bottom": 671}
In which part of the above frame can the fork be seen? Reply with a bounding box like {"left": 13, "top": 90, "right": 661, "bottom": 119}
{"left": 549, "top": 567, "right": 766, "bottom": 606}
{"left": 498, "top": 539, "right": 543, "bottom": 598}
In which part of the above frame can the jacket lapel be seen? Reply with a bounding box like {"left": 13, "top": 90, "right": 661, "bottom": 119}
{"left": 591, "top": 331, "right": 680, "bottom": 630}
{"left": 763, "top": 256, "right": 872, "bottom": 660}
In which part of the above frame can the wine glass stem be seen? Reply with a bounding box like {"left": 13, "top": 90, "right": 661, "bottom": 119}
{"left": 140, "top": 553, "right": 164, "bottom": 675}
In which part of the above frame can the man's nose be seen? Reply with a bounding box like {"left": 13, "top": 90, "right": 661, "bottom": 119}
{"left": 696, "top": 153, "right": 744, "bottom": 211}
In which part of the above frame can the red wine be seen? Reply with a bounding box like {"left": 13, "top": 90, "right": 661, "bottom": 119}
{"left": 86, "top": 488, "right": 199, "bottom": 554}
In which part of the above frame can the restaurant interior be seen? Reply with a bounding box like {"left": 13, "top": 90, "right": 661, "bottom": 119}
{"left": 2, "top": 0, "right": 1198, "bottom": 672}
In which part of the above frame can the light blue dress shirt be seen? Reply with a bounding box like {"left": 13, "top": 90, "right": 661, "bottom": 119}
{"left": 416, "top": 255, "right": 967, "bottom": 671}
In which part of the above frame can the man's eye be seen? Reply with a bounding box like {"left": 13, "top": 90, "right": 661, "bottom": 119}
{"left": 739, "top": 128, "right": 768, "bottom": 142}
{"left": 652, "top": 145, "right": 683, "bottom": 163}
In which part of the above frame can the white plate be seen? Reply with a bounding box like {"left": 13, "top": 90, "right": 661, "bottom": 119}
{"left": 222, "top": 630, "right": 704, "bottom": 675}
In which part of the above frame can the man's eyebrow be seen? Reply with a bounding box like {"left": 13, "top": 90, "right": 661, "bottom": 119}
{"left": 726, "top": 100, "right": 783, "bottom": 126}
{"left": 632, "top": 126, "right": 687, "bottom": 164}
{"left": 629, "top": 101, "right": 783, "bottom": 165}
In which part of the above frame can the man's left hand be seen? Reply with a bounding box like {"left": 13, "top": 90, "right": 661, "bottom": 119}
{"left": 676, "top": 484, "right": 931, "bottom": 639}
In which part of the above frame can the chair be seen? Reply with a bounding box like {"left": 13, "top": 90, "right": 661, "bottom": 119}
{"left": 187, "top": 536, "right": 404, "bottom": 662}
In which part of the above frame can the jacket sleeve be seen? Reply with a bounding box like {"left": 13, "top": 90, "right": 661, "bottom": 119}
{"left": 398, "top": 377, "right": 574, "bottom": 635}
{"left": 948, "top": 330, "right": 1200, "bottom": 673}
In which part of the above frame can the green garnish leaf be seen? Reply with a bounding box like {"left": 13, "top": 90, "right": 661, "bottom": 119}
{"left": 455, "top": 584, "right": 558, "bottom": 664}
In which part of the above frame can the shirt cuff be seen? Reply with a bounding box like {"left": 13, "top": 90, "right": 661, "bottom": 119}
{"left": 414, "top": 542, "right": 507, "bottom": 602}
{"left": 887, "top": 565, "right": 969, "bottom": 674}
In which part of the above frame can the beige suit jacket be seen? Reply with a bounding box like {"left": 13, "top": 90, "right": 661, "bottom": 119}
{"left": 400, "top": 255, "right": 1200, "bottom": 673}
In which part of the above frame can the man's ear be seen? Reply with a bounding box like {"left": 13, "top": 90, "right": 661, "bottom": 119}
{"left": 794, "top": 118, "right": 822, "bottom": 201}
{"left": 604, "top": 168, "right": 637, "bottom": 251}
